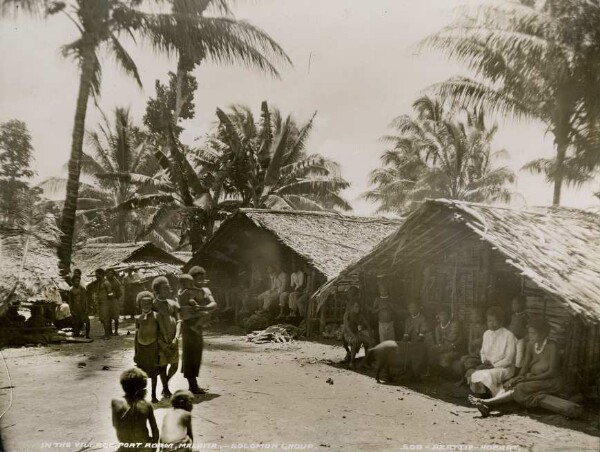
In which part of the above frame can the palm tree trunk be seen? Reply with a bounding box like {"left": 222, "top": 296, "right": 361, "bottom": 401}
{"left": 552, "top": 140, "right": 567, "bottom": 206}
{"left": 57, "top": 48, "right": 95, "bottom": 275}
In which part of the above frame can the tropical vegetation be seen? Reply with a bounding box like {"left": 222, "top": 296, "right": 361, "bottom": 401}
{"left": 365, "top": 96, "right": 516, "bottom": 214}
{"left": 420, "top": 0, "right": 600, "bottom": 206}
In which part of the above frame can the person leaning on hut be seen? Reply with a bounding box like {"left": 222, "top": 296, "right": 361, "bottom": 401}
{"left": 372, "top": 275, "right": 395, "bottom": 342}
{"left": 453, "top": 307, "right": 486, "bottom": 385}
{"left": 509, "top": 294, "right": 529, "bottom": 374}
{"left": 467, "top": 306, "right": 517, "bottom": 397}
{"left": 69, "top": 274, "right": 90, "bottom": 338}
{"left": 152, "top": 276, "right": 181, "bottom": 399}
{"left": 183, "top": 266, "right": 217, "bottom": 394}
{"left": 430, "top": 305, "right": 462, "bottom": 373}
{"left": 468, "top": 317, "right": 563, "bottom": 418}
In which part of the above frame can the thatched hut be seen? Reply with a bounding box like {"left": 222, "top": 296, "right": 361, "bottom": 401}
{"left": 185, "top": 209, "right": 400, "bottom": 332}
{"left": 314, "top": 199, "right": 600, "bottom": 396}
{"left": 72, "top": 242, "right": 184, "bottom": 281}
{"left": 0, "top": 225, "right": 66, "bottom": 306}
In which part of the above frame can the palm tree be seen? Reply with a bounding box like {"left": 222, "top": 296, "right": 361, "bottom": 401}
{"left": 420, "top": 0, "right": 600, "bottom": 205}
{"left": 40, "top": 107, "right": 164, "bottom": 243}
{"left": 364, "top": 96, "right": 516, "bottom": 214}
{"left": 1, "top": 0, "right": 290, "bottom": 274}
{"left": 207, "top": 101, "right": 351, "bottom": 212}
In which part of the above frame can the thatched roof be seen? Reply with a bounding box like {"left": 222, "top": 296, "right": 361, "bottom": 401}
{"left": 72, "top": 242, "right": 184, "bottom": 278}
{"left": 316, "top": 199, "right": 600, "bottom": 321}
{"left": 192, "top": 209, "right": 401, "bottom": 280}
{"left": 0, "top": 222, "right": 66, "bottom": 303}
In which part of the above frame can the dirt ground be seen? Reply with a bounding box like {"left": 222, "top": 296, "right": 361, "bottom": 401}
{"left": 1, "top": 320, "right": 599, "bottom": 452}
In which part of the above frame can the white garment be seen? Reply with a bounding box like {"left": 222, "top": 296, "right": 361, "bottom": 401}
{"left": 469, "top": 327, "right": 517, "bottom": 396}
{"left": 290, "top": 271, "right": 304, "bottom": 290}
{"left": 56, "top": 303, "right": 71, "bottom": 321}
{"left": 515, "top": 338, "right": 527, "bottom": 368}
{"left": 277, "top": 271, "right": 289, "bottom": 294}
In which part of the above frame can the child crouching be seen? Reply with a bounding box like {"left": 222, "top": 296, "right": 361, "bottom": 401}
{"left": 159, "top": 390, "right": 195, "bottom": 451}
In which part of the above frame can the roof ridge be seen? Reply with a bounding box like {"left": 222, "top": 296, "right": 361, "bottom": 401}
{"left": 239, "top": 208, "right": 401, "bottom": 223}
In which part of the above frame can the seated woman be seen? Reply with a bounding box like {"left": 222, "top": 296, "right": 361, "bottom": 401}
{"left": 467, "top": 306, "right": 517, "bottom": 397}
{"left": 469, "top": 317, "right": 561, "bottom": 418}
{"left": 430, "top": 306, "right": 462, "bottom": 372}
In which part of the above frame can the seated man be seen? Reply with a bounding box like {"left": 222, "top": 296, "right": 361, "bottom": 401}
{"left": 453, "top": 307, "right": 486, "bottom": 385}
{"left": 430, "top": 305, "right": 462, "bottom": 372}
{"left": 25, "top": 305, "right": 46, "bottom": 329}
{"left": 54, "top": 300, "right": 73, "bottom": 330}
{"left": 276, "top": 265, "right": 290, "bottom": 319}
{"left": 342, "top": 288, "right": 374, "bottom": 369}
{"left": 287, "top": 263, "right": 306, "bottom": 318}
{"left": 257, "top": 265, "right": 279, "bottom": 313}
{"left": 398, "top": 301, "right": 429, "bottom": 380}
{"left": 467, "top": 306, "right": 517, "bottom": 397}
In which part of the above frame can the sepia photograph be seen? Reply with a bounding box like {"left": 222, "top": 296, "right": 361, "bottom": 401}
{"left": 0, "top": 0, "right": 599, "bottom": 451}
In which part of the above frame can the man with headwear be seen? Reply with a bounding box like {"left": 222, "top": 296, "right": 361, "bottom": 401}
{"left": 467, "top": 306, "right": 517, "bottom": 397}
{"left": 152, "top": 276, "right": 181, "bottom": 399}
{"left": 183, "top": 266, "right": 217, "bottom": 394}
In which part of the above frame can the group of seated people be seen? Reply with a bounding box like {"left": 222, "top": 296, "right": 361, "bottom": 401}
{"left": 343, "top": 290, "right": 565, "bottom": 417}
{"left": 237, "top": 261, "right": 312, "bottom": 321}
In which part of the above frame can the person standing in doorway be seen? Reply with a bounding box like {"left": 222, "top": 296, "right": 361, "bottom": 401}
{"left": 183, "top": 266, "right": 217, "bottom": 394}
{"left": 373, "top": 276, "right": 395, "bottom": 342}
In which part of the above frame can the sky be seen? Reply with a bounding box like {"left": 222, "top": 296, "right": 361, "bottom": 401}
{"left": 0, "top": 0, "right": 597, "bottom": 215}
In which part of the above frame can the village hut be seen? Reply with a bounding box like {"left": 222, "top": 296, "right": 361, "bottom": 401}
{"left": 313, "top": 199, "right": 600, "bottom": 397}
{"left": 185, "top": 209, "right": 400, "bottom": 333}
{"left": 72, "top": 242, "right": 184, "bottom": 280}
{"left": 0, "top": 221, "right": 66, "bottom": 307}
{"left": 72, "top": 242, "right": 184, "bottom": 316}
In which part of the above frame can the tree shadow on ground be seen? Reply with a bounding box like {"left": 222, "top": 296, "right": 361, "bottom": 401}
{"left": 326, "top": 357, "right": 600, "bottom": 437}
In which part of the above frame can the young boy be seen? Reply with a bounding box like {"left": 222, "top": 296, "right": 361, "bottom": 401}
{"left": 134, "top": 291, "right": 160, "bottom": 403}
{"left": 152, "top": 276, "right": 181, "bottom": 399}
{"left": 111, "top": 368, "right": 159, "bottom": 452}
{"left": 159, "top": 390, "right": 195, "bottom": 450}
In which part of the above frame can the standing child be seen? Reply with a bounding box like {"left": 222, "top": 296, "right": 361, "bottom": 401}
{"left": 159, "top": 390, "right": 195, "bottom": 451}
{"left": 111, "top": 368, "right": 159, "bottom": 452}
{"left": 134, "top": 291, "right": 160, "bottom": 403}
{"left": 152, "top": 276, "right": 181, "bottom": 399}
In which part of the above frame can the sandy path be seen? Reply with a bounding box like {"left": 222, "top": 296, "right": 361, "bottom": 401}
{"left": 1, "top": 321, "right": 598, "bottom": 452}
